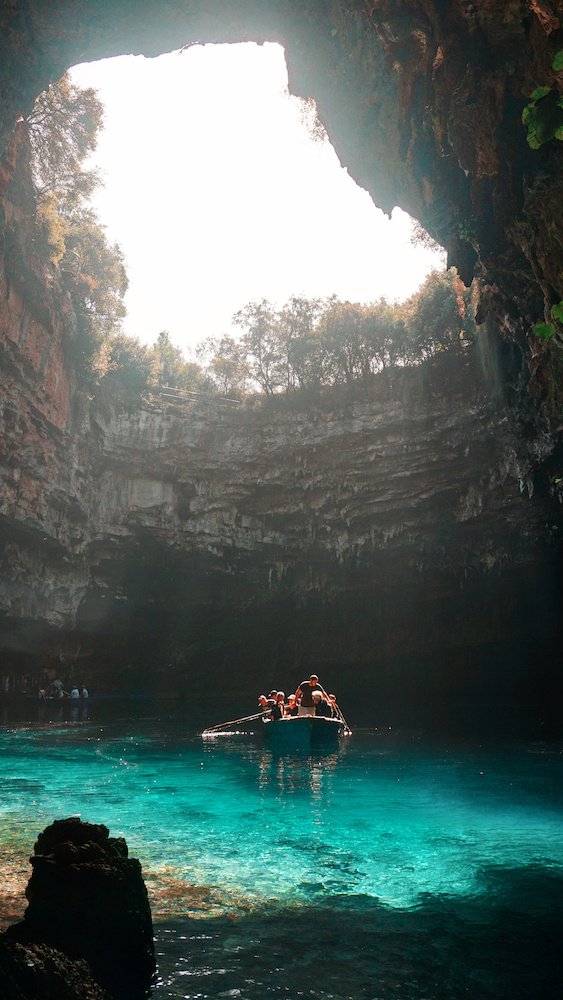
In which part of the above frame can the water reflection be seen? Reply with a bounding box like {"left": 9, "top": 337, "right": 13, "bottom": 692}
{"left": 257, "top": 748, "right": 342, "bottom": 798}
{"left": 5, "top": 700, "right": 93, "bottom": 728}
{"left": 70, "top": 701, "right": 90, "bottom": 723}
{"left": 199, "top": 732, "right": 347, "bottom": 798}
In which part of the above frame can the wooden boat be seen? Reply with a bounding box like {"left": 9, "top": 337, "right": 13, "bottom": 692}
{"left": 261, "top": 714, "right": 344, "bottom": 750}
{"left": 201, "top": 702, "right": 351, "bottom": 746}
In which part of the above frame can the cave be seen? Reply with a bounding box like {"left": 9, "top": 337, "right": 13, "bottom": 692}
{"left": 1, "top": 1, "right": 562, "bottom": 726}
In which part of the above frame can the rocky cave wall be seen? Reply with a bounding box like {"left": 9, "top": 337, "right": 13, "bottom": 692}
{"left": 1, "top": 0, "right": 562, "bottom": 716}
{"left": 1, "top": 219, "right": 561, "bottom": 713}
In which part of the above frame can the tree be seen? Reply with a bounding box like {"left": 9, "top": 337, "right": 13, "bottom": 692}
{"left": 25, "top": 74, "right": 129, "bottom": 379}
{"left": 198, "top": 273, "right": 476, "bottom": 402}
{"left": 360, "top": 300, "right": 408, "bottom": 372}
{"left": 402, "top": 269, "right": 473, "bottom": 361}
{"left": 278, "top": 295, "right": 325, "bottom": 390}
{"left": 197, "top": 335, "right": 248, "bottom": 398}
{"left": 62, "top": 207, "right": 128, "bottom": 335}
{"left": 320, "top": 300, "right": 365, "bottom": 385}
{"left": 34, "top": 192, "right": 67, "bottom": 264}
{"left": 25, "top": 73, "right": 103, "bottom": 201}
{"left": 153, "top": 331, "right": 185, "bottom": 387}
{"left": 59, "top": 206, "right": 128, "bottom": 374}
{"left": 99, "top": 333, "right": 155, "bottom": 393}
{"left": 233, "top": 300, "right": 282, "bottom": 395}
{"left": 152, "top": 331, "right": 213, "bottom": 392}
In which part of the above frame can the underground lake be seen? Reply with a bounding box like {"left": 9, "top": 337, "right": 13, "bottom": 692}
{"left": 1, "top": 703, "right": 562, "bottom": 999}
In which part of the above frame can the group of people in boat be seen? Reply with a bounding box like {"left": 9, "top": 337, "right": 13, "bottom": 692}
{"left": 257, "top": 674, "right": 340, "bottom": 722}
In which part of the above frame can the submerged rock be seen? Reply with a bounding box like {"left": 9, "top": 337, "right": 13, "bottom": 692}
{"left": 5, "top": 817, "right": 156, "bottom": 999}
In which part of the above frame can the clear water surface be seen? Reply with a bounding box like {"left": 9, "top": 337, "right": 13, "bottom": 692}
{"left": 1, "top": 703, "right": 562, "bottom": 999}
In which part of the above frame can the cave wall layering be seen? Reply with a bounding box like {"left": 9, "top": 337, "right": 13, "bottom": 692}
{"left": 0, "top": 1, "right": 562, "bottom": 705}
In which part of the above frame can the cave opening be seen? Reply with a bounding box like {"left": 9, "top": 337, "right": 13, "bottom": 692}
{"left": 66, "top": 41, "right": 444, "bottom": 355}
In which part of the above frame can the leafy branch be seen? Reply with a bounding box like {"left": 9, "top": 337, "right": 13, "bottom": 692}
{"left": 521, "top": 51, "right": 563, "bottom": 149}
{"left": 533, "top": 301, "right": 563, "bottom": 342}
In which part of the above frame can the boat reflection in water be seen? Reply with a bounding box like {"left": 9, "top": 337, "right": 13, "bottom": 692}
{"left": 256, "top": 743, "right": 345, "bottom": 798}
{"left": 199, "top": 724, "right": 350, "bottom": 798}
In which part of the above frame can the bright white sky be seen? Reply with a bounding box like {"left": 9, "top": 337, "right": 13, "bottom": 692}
{"left": 70, "top": 42, "right": 444, "bottom": 356}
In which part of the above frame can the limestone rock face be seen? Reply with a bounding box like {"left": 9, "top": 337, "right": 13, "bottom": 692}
{"left": 2, "top": 305, "right": 561, "bottom": 712}
{"left": 6, "top": 818, "right": 156, "bottom": 1000}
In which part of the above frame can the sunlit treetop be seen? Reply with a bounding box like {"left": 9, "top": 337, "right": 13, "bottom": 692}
{"left": 25, "top": 73, "right": 103, "bottom": 204}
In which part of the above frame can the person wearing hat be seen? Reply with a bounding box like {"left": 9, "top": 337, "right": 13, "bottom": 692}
{"left": 285, "top": 694, "right": 299, "bottom": 717}
{"left": 295, "top": 674, "right": 323, "bottom": 709}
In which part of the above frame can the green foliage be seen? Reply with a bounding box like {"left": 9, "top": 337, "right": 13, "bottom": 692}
{"left": 457, "top": 217, "right": 477, "bottom": 243}
{"left": 154, "top": 330, "right": 186, "bottom": 387}
{"left": 532, "top": 302, "right": 563, "bottom": 342}
{"left": 21, "top": 73, "right": 480, "bottom": 401}
{"left": 196, "top": 335, "right": 248, "bottom": 398}
{"left": 399, "top": 269, "right": 473, "bottom": 360}
{"left": 530, "top": 86, "right": 551, "bottom": 102}
{"left": 152, "top": 331, "right": 213, "bottom": 393}
{"left": 26, "top": 73, "right": 103, "bottom": 200}
{"left": 232, "top": 300, "right": 283, "bottom": 396}
{"left": 552, "top": 476, "right": 563, "bottom": 503}
{"left": 553, "top": 51, "right": 563, "bottom": 72}
{"left": 533, "top": 322, "right": 556, "bottom": 341}
{"left": 319, "top": 300, "right": 365, "bottom": 385}
{"left": 279, "top": 295, "right": 326, "bottom": 390}
{"left": 200, "top": 270, "right": 474, "bottom": 397}
{"left": 34, "top": 193, "right": 67, "bottom": 264}
{"left": 62, "top": 208, "right": 127, "bottom": 330}
{"left": 60, "top": 208, "right": 128, "bottom": 375}
{"left": 522, "top": 83, "right": 563, "bottom": 149}
{"left": 93, "top": 329, "right": 213, "bottom": 399}
{"left": 25, "top": 74, "right": 128, "bottom": 379}
{"left": 96, "top": 333, "right": 155, "bottom": 391}
{"left": 319, "top": 298, "right": 407, "bottom": 383}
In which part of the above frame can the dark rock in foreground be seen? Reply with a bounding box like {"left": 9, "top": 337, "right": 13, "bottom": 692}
{"left": 0, "top": 939, "right": 109, "bottom": 999}
{"left": 4, "top": 817, "right": 155, "bottom": 999}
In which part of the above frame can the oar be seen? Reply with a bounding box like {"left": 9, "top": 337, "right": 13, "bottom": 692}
{"left": 318, "top": 685, "right": 352, "bottom": 735}
{"left": 202, "top": 711, "right": 264, "bottom": 735}
{"left": 336, "top": 707, "right": 353, "bottom": 736}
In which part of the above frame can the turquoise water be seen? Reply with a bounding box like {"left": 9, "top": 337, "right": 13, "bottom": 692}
{"left": 1, "top": 708, "right": 563, "bottom": 998}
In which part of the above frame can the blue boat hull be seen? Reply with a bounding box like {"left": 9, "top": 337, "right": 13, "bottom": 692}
{"left": 262, "top": 715, "right": 344, "bottom": 750}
